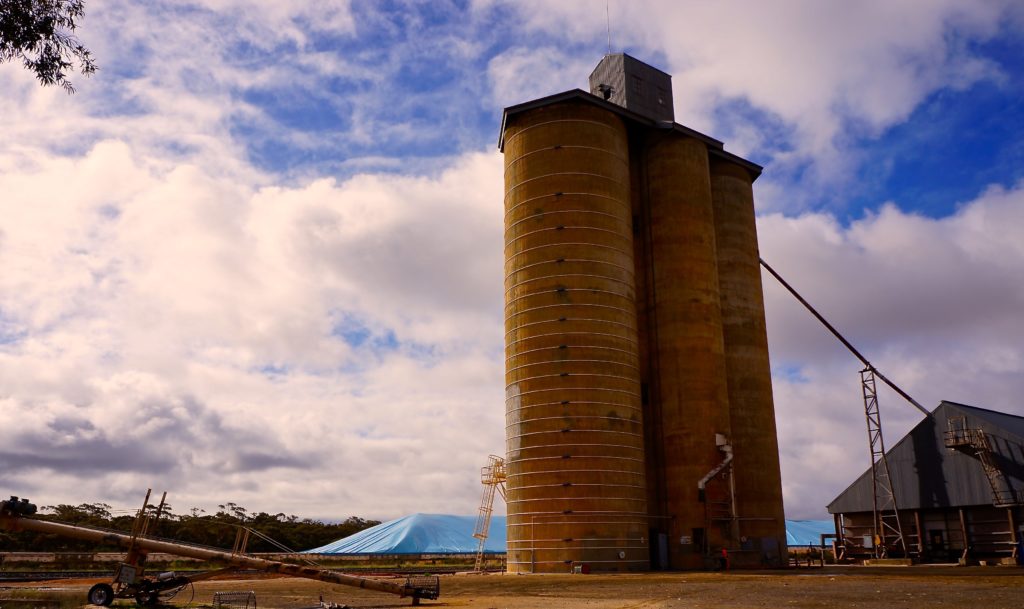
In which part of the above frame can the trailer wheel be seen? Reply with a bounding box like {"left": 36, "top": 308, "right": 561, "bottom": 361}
{"left": 135, "top": 590, "right": 159, "bottom": 605}
{"left": 87, "top": 583, "right": 115, "bottom": 607}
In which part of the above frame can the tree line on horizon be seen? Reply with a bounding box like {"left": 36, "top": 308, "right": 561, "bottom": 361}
{"left": 0, "top": 502, "right": 380, "bottom": 553}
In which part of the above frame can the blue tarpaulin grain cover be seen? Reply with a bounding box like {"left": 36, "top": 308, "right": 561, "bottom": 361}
{"left": 785, "top": 519, "right": 835, "bottom": 546}
{"left": 305, "top": 513, "right": 834, "bottom": 554}
{"left": 305, "top": 513, "right": 507, "bottom": 554}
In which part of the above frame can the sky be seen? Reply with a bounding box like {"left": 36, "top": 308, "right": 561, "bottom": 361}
{"left": 2, "top": 0, "right": 1024, "bottom": 525}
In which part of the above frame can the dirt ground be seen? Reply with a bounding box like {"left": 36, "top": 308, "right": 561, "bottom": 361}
{"left": 3, "top": 567, "right": 1024, "bottom": 609}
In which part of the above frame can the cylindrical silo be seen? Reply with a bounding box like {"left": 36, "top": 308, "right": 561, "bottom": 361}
{"left": 503, "top": 100, "right": 649, "bottom": 573}
{"left": 710, "top": 160, "right": 787, "bottom": 566}
{"left": 642, "top": 133, "right": 733, "bottom": 569}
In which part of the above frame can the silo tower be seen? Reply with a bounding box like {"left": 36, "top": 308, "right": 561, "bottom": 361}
{"left": 501, "top": 54, "right": 786, "bottom": 573}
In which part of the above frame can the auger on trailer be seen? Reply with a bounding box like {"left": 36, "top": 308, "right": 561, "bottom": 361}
{"left": 0, "top": 492, "right": 440, "bottom": 606}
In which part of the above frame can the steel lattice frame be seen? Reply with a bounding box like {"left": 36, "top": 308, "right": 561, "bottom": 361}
{"left": 861, "top": 368, "right": 907, "bottom": 558}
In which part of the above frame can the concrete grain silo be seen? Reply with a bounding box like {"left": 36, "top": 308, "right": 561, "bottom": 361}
{"left": 503, "top": 101, "right": 650, "bottom": 573}
{"left": 500, "top": 54, "right": 786, "bottom": 572}
{"left": 710, "top": 161, "right": 787, "bottom": 564}
{"left": 639, "top": 133, "right": 735, "bottom": 569}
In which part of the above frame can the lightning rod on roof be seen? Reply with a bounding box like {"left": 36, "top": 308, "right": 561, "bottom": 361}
{"left": 606, "top": 0, "right": 612, "bottom": 54}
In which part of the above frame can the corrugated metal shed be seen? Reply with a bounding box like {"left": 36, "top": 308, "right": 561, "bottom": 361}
{"left": 827, "top": 401, "right": 1024, "bottom": 513}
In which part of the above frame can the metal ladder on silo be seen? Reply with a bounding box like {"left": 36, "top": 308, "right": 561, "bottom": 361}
{"left": 472, "top": 455, "right": 507, "bottom": 572}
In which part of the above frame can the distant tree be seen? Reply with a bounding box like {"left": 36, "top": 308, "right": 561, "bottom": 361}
{"left": 3, "top": 503, "right": 380, "bottom": 553}
{"left": 0, "top": 0, "right": 96, "bottom": 93}
{"left": 46, "top": 502, "right": 114, "bottom": 524}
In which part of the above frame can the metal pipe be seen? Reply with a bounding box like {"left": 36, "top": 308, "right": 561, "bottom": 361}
{"left": 0, "top": 513, "right": 428, "bottom": 600}
{"left": 758, "top": 257, "right": 931, "bottom": 417}
{"left": 697, "top": 443, "right": 733, "bottom": 493}
{"left": 958, "top": 507, "right": 970, "bottom": 561}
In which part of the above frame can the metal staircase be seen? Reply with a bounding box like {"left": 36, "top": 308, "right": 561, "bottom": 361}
{"left": 944, "top": 416, "right": 1022, "bottom": 507}
{"left": 698, "top": 434, "right": 739, "bottom": 554}
{"left": 472, "top": 455, "right": 507, "bottom": 572}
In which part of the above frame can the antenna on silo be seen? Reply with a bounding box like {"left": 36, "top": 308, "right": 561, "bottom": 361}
{"left": 606, "top": 0, "right": 612, "bottom": 54}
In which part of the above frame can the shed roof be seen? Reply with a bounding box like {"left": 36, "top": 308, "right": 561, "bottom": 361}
{"left": 827, "top": 401, "right": 1024, "bottom": 514}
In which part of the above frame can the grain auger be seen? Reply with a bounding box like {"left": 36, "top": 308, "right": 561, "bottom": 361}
{"left": 0, "top": 492, "right": 440, "bottom": 606}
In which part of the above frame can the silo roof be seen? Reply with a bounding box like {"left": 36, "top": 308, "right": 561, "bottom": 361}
{"left": 499, "top": 89, "right": 763, "bottom": 180}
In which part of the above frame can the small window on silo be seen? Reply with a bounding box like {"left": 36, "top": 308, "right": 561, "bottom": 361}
{"left": 631, "top": 74, "right": 643, "bottom": 96}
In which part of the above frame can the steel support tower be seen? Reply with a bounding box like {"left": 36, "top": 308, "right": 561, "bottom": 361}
{"left": 861, "top": 367, "right": 907, "bottom": 558}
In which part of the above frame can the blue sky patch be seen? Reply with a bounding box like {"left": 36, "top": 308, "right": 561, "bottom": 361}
{"left": 332, "top": 312, "right": 373, "bottom": 348}
{"left": 850, "top": 77, "right": 1024, "bottom": 219}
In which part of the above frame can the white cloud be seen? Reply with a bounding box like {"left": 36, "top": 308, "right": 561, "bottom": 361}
{"left": 490, "top": 0, "right": 1016, "bottom": 209}
{"left": 191, "top": 0, "right": 356, "bottom": 47}
{"left": 0, "top": 139, "right": 505, "bottom": 519}
{"left": 4, "top": 137, "right": 1022, "bottom": 522}
{"left": 2, "top": 0, "right": 1022, "bottom": 530}
{"left": 0, "top": 0, "right": 365, "bottom": 184}
{"left": 487, "top": 47, "right": 595, "bottom": 108}
{"left": 761, "top": 182, "right": 1024, "bottom": 517}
